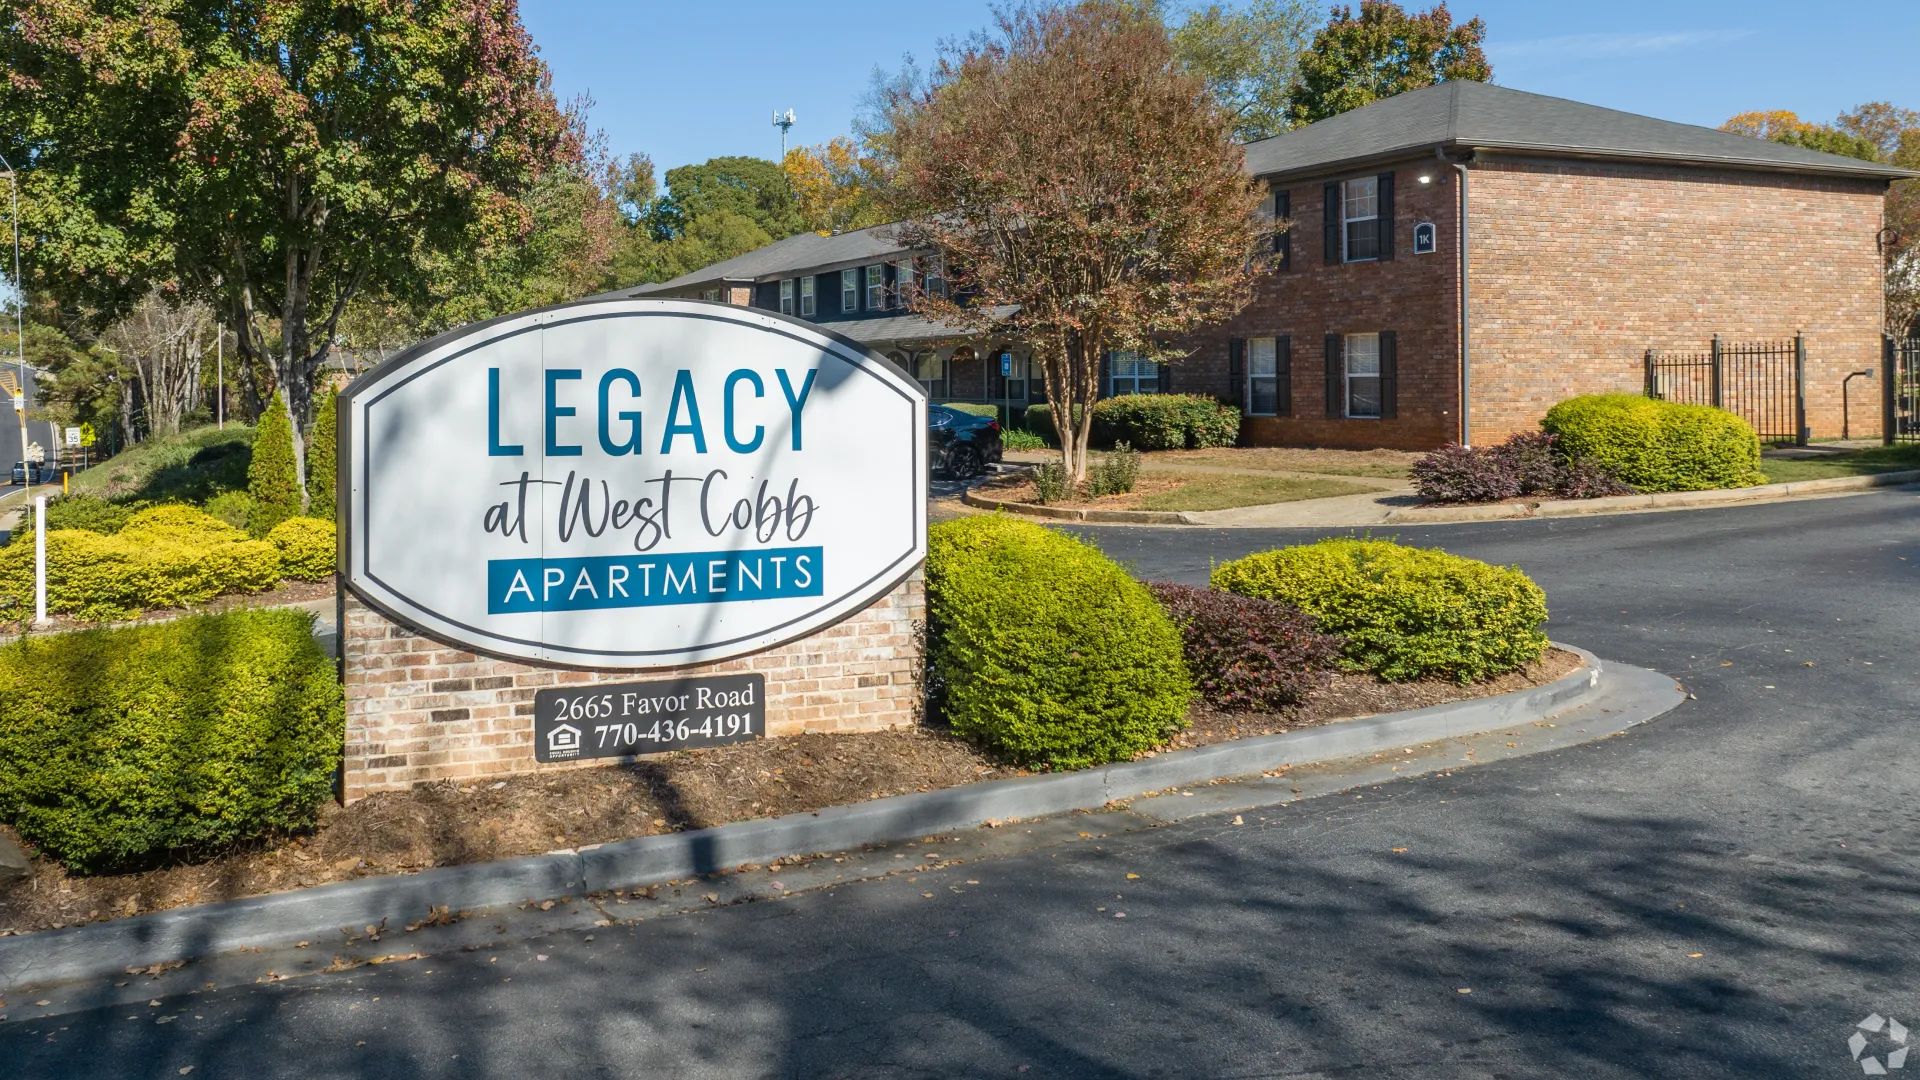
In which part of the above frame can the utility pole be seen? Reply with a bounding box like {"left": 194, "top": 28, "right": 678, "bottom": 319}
{"left": 0, "top": 153, "right": 25, "bottom": 502}
{"left": 217, "top": 321, "right": 224, "bottom": 429}
{"left": 772, "top": 109, "right": 796, "bottom": 159}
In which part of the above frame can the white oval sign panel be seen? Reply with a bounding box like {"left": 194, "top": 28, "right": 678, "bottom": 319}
{"left": 341, "top": 299, "right": 928, "bottom": 668}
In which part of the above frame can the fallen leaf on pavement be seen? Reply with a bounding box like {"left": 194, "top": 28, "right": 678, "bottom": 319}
{"left": 1125, "top": 873, "right": 1140, "bottom": 880}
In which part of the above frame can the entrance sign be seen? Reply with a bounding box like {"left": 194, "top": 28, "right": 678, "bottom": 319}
{"left": 533, "top": 673, "right": 765, "bottom": 761}
{"left": 341, "top": 299, "right": 927, "bottom": 667}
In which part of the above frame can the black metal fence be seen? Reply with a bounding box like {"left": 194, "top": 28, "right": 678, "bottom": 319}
{"left": 1887, "top": 335, "right": 1920, "bottom": 445}
{"left": 1644, "top": 335, "right": 1806, "bottom": 444}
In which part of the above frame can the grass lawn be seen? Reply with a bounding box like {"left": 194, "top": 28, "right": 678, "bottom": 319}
{"left": 1758, "top": 444, "right": 1920, "bottom": 484}
{"left": 66, "top": 424, "right": 255, "bottom": 503}
{"left": 1136, "top": 472, "right": 1378, "bottom": 511}
{"left": 1148, "top": 446, "right": 1418, "bottom": 479}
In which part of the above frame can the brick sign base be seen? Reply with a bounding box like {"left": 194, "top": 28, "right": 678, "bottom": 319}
{"left": 339, "top": 572, "right": 924, "bottom": 800}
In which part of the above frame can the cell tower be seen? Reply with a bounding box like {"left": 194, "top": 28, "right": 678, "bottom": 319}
{"left": 772, "top": 109, "right": 796, "bottom": 158}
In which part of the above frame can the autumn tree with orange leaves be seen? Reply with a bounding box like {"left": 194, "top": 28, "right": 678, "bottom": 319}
{"left": 882, "top": 1, "right": 1273, "bottom": 482}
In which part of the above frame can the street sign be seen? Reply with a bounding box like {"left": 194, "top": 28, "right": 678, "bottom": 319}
{"left": 64, "top": 426, "right": 80, "bottom": 448}
{"left": 532, "top": 673, "right": 764, "bottom": 761}
{"left": 341, "top": 298, "right": 928, "bottom": 668}
{"left": 1001, "top": 353, "right": 1012, "bottom": 377}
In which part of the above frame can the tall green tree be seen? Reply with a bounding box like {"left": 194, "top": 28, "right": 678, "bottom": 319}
{"left": 648, "top": 157, "right": 802, "bottom": 243}
{"left": 1287, "top": 1, "right": 1491, "bottom": 125}
{"left": 248, "top": 391, "right": 302, "bottom": 534}
{"left": 884, "top": 0, "right": 1272, "bottom": 483}
{"left": 2, "top": 0, "right": 580, "bottom": 494}
{"left": 1171, "top": 0, "right": 1317, "bottom": 143}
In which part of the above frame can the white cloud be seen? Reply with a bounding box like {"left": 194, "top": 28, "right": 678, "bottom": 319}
{"left": 1489, "top": 29, "right": 1754, "bottom": 62}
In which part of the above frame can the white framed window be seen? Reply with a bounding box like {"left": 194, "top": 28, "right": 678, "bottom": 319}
{"left": 1344, "top": 332, "right": 1381, "bottom": 418}
{"left": 915, "top": 351, "right": 948, "bottom": 398}
{"left": 700, "top": 287, "right": 722, "bottom": 302}
{"left": 865, "top": 264, "right": 885, "bottom": 311}
{"left": 779, "top": 279, "right": 795, "bottom": 316}
{"left": 841, "top": 268, "right": 859, "bottom": 312}
{"left": 1247, "top": 337, "right": 1278, "bottom": 416}
{"left": 924, "top": 254, "right": 947, "bottom": 297}
{"left": 1342, "top": 177, "right": 1379, "bottom": 262}
{"left": 1109, "top": 351, "right": 1161, "bottom": 396}
{"left": 799, "top": 276, "right": 815, "bottom": 317}
{"left": 893, "top": 260, "right": 913, "bottom": 307}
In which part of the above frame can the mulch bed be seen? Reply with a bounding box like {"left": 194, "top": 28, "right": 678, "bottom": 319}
{"left": 971, "top": 472, "right": 1192, "bottom": 509}
{"left": 0, "top": 648, "right": 1581, "bottom": 935}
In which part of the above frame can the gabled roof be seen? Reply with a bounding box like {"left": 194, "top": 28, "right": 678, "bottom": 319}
{"left": 615, "top": 222, "right": 911, "bottom": 296}
{"left": 1243, "top": 80, "right": 1919, "bottom": 182}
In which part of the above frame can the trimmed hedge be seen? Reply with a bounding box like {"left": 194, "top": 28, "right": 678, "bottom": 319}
{"left": 0, "top": 506, "right": 281, "bottom": 621}
{"left": 1148, "top": 583, "right": 1341, "bottom": 711}
{"left": 1094, "top": 394, "right": 1240, "bottom": 450}
{"left": 0, "top": 608, "right": 344, "bottom": 872}
{"left": 944, "top": 402, "right": 1000, "bottom": 420}
{"left": 1021, "top": 395, "right": 1240, "bottom": 450}
{"left": 1212, "top": 539, "right": 1550, "bottom": 683}
{"left": 269, "top": 517, "right": 337, "bottom": 581}
{"left": 1541, "top": 394, "right": 1765, "bottom": 493}
{"left": 927, "top": 515, "right": 1193, "bottom": 768}
{"left": 3, "top": 495, "right": 146, "bottom": 546}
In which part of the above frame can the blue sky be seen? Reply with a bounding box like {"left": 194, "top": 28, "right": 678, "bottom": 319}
{"left": 521, "top": 0, "right": 1920, "bottom": 174}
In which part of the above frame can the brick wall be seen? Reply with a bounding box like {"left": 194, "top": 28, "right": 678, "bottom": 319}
{"left": 1466, "top": 157, "right": 1889, "bottom": 443}
{"left": 1170, "top": 155, "right": 1889, "bottom": 449}
{"left": 340, "top": 572, "right": 925, "bottom": 800}
{"left": 1171, "top": 159, "right": 1462, "bottom": 451}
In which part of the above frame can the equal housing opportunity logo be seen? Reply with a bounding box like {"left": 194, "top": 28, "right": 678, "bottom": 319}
{"left": 1850, "top": 1013, "right": 1909, "bottom": 1074}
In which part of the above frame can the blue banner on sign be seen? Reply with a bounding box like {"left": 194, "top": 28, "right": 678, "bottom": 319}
{"left": 488, "top": 547, "right": 822, "bottom": 613}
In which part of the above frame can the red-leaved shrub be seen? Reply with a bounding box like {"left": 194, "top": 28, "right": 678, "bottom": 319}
{"left": 1412, "top": 432, "right": 1632, "bottom": 504}
{"left": 1147, "top": 583, "right": 1342, "bottom": 711}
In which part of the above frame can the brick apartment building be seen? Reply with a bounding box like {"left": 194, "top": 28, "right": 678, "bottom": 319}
{"left": 1179, "top": 81, "right": 1914, "bottom": 448}
{"left": 611, "top": 82, "right": 1913, "bottom": 449}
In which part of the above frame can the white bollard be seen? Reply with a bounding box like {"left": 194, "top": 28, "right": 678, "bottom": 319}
{"left": 33, "top": 494, "right": 48, "bottom": 626}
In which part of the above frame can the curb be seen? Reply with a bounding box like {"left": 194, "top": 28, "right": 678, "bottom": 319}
{"left": 961, "top": 486, "right": 1198, "bottom": 525}
{"left": 0, "top": 644, "right": 1679, "bottom": 988}
{"left": 1383, "top": 469, "right": 1920, "bottom": 524}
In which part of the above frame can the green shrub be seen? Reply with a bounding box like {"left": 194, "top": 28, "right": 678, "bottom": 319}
{"left": 269, "top": 517, "right": 336, "bottom": 581}
{"left": 0, "top": 609, "right": 344, "bottom": 872}
{"left": 1087, "top": 442, "right": 1141, "bottom": 497}
{"left": 1032, "top": 462, "right": 1072, "bottom": 503}
{"left": 248, "top": 393, "right": 303, "bottom": 537}
{"left": 306, "top": 385, "right": 339, "bottom": 523}
{"left": 1541, "top": 394, "right": 1765, "bottom": 492}
{"left": 926, "top": 515, "right": 1193, "bottom": 768}
{"left": 68, "top": 425, "right": 254, "bottom": 505}
{"left": 204, "top": 489, "right": 256, "bottom": 531}
{"left": 1212, "top": 539, "right": 1550, "bottom": 683}
{"left": 0, "top": 506, "right": 283, "bottom": 621}
{"left": 1001, "top": 429, "right": 1047, "bottom": 451}
{"left": 1024, "top": 403, "right": 1083, "bottom": 444}
{"left": 1092, "top": 394, "right": 1241, "bottom": 451}
{"left": 2, "top": 495, "right": 147, "bottom": 546}
{"left": 944, "top": 402, "right": 999, "bottom": 420}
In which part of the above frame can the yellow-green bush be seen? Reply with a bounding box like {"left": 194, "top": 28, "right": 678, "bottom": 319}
{"left": 1540, "top": 394, "right": 1766, "bottom": 492}
{"left": 0, "top": 609, "right": 343, "bottom": 872}
{"left": 269, "top": 517, "right": 337, "bottom": 581}
{"left": 927, "top": 515, "right": 1193, "bottom": 768}
{"left": 1212, "top": 539, "right": 1549, "bottom": 683}
{"left": 0, "top": 505, "right": 283, "bottom": 621}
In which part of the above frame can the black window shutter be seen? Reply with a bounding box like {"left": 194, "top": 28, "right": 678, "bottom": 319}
{"left": 1377, "top": 173, "right": 1395, "bottom": 261}
{"left": 1227, "top": 338, "right": 1245, "bottom": 408}
{"left": 1324, "top": 334, "right": 1343, "bottom": 417}
{"left": 1277, "top": 335, "right": 1293, "bottom": 417}
{"left": 1379, "top": 330, "right": 1398, "bottom": 418}
{"left": 1323, "top": 181, "right": 1341, "bottom": 264}
{"left": 1275, "top": 190, "right": 1291, "bottom": 270}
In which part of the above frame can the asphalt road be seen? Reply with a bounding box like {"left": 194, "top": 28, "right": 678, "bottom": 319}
{"left": 1, "top": 362, "right": 57, "bottom": 485}
{"left": 7, "top": 491, "right": 1920, "bottom": 1079}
